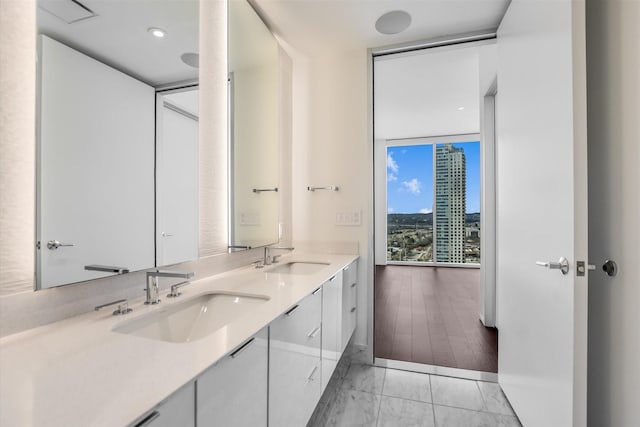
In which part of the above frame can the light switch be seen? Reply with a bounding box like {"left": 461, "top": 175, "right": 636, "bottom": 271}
{"left": 335, "top": 211, "right": 361, "bottom": 226}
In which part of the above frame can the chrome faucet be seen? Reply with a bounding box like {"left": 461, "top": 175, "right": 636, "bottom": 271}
{"left": 263, "top": 246, "right": 295, "bottom": 266}
{"left": 145, "top": 270, "right": 194, "bottom": 305}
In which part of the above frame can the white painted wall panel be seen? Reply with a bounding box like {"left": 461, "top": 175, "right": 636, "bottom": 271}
{"left": 0, "top": 0, "right": 36, "bottom": 295}
{"left": 290, "top": 49, "right": 371, "bottom": 346}
{"left": 586, "top": 0, "right": 640, "bottom": 425}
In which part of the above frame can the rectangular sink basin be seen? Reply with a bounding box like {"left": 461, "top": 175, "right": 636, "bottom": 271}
{"left": 268, "top": 261, "right": 329, "bottom": 275}
{"left": 113, "top": 292, "right": 269, "bottom": 343}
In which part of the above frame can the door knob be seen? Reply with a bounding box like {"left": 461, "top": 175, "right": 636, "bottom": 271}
{"left": 536, "top": 257, "right": 569, "bottom": 275}
{"left": 46, "top": 240, "right": 75, "bottom": 250}
{"left": 602, "top": 260, "right": 618, "bottom": 277}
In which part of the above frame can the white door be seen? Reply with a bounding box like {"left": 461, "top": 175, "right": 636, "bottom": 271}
{"left": 496, "top": 1, "right": 588, "bottom": 426}
{"left": 38, "top": 36, "right": 155, "bottom": 288}
{"left": 156, "top": 90, "right": 199, "bottom": 266}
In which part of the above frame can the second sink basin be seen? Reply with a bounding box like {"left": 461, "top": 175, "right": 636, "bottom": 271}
{"left": 113, "top": 292, "right": 269, "bottom": 343}
{"left": 268, "top": 261, "right": 329, "bottom": 275}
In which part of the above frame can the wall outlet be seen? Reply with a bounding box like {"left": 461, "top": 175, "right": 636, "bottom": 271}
{"left": 336, "top": 210, "right": 361, "bottom": 226}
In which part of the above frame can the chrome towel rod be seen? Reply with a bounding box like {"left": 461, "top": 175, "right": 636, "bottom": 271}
{"left": 253, "top": 188, "right": 278, "bottom": 193}
{"left": 307, "top": 185, "right": 339, "bottom": 192}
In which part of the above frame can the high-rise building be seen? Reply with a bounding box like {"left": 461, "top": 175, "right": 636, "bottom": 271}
{"left": 435, "top": 144, "right": 466, "bottom": 263}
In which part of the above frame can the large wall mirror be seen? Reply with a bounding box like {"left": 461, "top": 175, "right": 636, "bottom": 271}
{"left": 228, "top": 0, "right": 280, "bottom": 250}
{"left": 36, "top": 0, "right": 199, "bottom": 289}
{"left": 34, "top": 0, "right": 282, "bottom": 290}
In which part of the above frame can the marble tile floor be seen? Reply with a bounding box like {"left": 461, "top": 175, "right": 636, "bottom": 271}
{"left": 308, "top": 348, "right": 521, "bottom": 427}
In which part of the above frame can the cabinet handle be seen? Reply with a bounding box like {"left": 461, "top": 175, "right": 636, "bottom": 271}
{"left": 285, "top": 305, "right": 299, "bottom": 316}
{"left": 350, "top": 307, "right": 356, "bottom": 313}
{"left": 307, "top": 326, "right": 321, "bottom": 339}
{"left": 312, "top": 287, "right": 321, "bottom": 295}
{"left": 351, "top": 282, "right": 357, "bottom": 288}
{"left": 306, "top": 365, "right": 318, "bottom": 382}
{"left": 230, "top": 338, "right": 255, "bottom": 359}
{"left": 134, "top": 411, "right": 160, "bottom": 427}
{"left": 329, "top": 275, "right": 336, "bottom": 282}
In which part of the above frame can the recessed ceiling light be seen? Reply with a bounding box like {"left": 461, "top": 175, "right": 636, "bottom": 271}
{"left": 375, "top": 10, "right": 412, "bottom": 35}
{"left": 148, "top": 27, "right": 166, "bottom": 38}
{"left": 457, "top": 107, "right": 465, "bottom": 111}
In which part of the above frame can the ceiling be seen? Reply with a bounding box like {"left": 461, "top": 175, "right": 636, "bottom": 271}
{"left": 37, "top": 0, "right": 198, "bottom": 87}
{"left": 374, "top": 45, "right": 484, "bottom": 140}
{"left": 252, "top": 1, "right": 506, "bottom": 140}
{"left": 253, "top": 0, "right": 510, "bottom": 54}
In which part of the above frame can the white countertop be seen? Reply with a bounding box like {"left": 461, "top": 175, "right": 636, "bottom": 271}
{"left": 0, "top": 252, "right": 358, "bottom": 427}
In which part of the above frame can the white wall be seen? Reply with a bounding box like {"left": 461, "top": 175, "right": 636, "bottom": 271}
{"left": 290, "top": 49, "right": 371, "bottom": 345}
{"left": 478, "top": 44, "right": 497, "bottom": 327}
{"left": 586, "top": 0, "right": 640, "bottom": 425}
{"left": 0, "top": 0, "right": 35, "bottom": 295}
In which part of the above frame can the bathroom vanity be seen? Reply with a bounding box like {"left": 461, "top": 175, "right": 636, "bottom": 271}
{"left": 0, "top": 253, "right": 358, "bottom": 427}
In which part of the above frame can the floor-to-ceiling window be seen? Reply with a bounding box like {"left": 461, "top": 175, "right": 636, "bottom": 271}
{"left": 386, "top": 138, "right": 481, "bottom": 266}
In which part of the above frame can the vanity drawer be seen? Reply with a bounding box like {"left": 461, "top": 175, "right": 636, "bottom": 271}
{"left": 341, "top": 263, "right": 358, "bottom": 352}
{"left": 196, "top": 327, "right": 268, "bottom": 427}
{"left": 270, "top": 286, "right": 322, "bottom": 347}
{"left": 269, "top": 289, "right": 322, "bottom": 427}
{"left": 343, "top": 260, "right": 357, "bottom": 287}
{"left": 132, "top": 382, "right": 195, "bottom": 427}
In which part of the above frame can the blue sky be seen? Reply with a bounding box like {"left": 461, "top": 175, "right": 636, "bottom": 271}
{"left": 387, "top": 142, "right": 480, "bottom": 214}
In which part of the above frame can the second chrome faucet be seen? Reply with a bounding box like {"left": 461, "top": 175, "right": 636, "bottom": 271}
{"left": 145, "top": 270, "right": 194, "bottom": 304}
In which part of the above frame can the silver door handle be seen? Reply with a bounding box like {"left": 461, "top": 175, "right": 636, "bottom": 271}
{"left": 85, "top": 265, "right": 130, "bottom": 274}
{"left": 307, "top": 326, "right": 321, "bottom": 339}
{"left": 306, "top": 365, "right": 318, "bottom": 382}
{"left": 536, "top": 257, "right": 569, "bottom": 275}
{"left": 47, "top": 240, "right": 75, "bottom": 250}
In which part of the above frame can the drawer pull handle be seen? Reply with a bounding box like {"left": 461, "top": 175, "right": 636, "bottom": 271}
{"left": 351, "top": 282, "right": 357, "bottom": 288}
{"left": 350, "top": 307, "right": 356, "bottom": 313}
{"left": 285, "top": 305, "right": 300, "bottom": 316}
{"left": 230, "top": 338, "right": 256, "bottom": 359}
{"left": 329, "top": 275, "right": 336, "bottom": 282}
{"left": 306, "top": 365, "right": 318, "bottom": 382}
{"left": 312, "top": 287, "right": 321, "bottom": 295}
{"left": 307, "top": 326, "right": 321, "bottom": 339}
{"left": 134, "top": 411, "right": 160, "bottom": 427}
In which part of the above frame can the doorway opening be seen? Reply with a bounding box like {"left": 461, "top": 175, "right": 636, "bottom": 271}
{"left": 372, "top": 41, "right": 498, "bottom": 378}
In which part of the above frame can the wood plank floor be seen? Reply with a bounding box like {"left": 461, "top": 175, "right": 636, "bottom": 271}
{"left": 374, "top": 265, "right": 498, "bottom": 373}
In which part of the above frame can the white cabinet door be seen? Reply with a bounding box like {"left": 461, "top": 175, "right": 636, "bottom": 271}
{"left": 197, "top": 327, "right": 268, "bottom": 427}
{"left": 496, "top": 1, "right": 588, "bottom": 425}
{"left": 133, "top": 382, "right": 195, "bottom": 427}
{"left": 321, "top": 272, "right": 342, "bottom": 392}
{"left": 270, "top": 289, "right": 322, "bottom": 427}
{"left": 341, "top": 260, "right": 358, "bottom": 352}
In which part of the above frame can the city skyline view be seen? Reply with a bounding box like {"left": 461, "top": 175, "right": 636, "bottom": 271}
{"left": 386, "top": 142, "right": 480, "bottom": 214}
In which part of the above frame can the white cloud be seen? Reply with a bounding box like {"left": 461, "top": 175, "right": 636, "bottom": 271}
{"left": 388, "top": 207, "right": 395, "bottom": 213}
{"left": 387, "top": 152, "right": 398, "bottom": 173}
{"left": 402, "top": 178, "right": 421, "bottom": 195}
{"left": 419, "top": 208, "right": 432, "bottom": 214}
{"left": 387, "top": 173, "right": 397, "bottom": 182}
